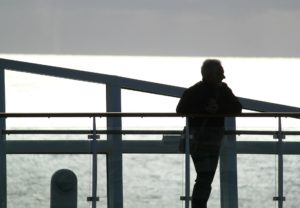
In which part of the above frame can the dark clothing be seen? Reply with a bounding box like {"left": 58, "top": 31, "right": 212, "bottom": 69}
{"left": 176, "top": 81, "right": 242, "bottom": 128}
{"left": 191, "top": 127, "right": 224, "bottom": 208}
{"left": 176, "top": 81, "right": 242, "bottom": 208}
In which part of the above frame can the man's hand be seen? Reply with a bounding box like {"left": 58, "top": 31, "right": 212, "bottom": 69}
{"left": 205, "top": 99, "right": 218, "bottom": 113}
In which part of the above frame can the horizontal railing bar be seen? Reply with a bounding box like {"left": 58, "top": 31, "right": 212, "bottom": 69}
{"left": 228, "top": 130, "right": 300, "bottom": 136}
{"left": 1, "top": 112, "right": 300, "bottom": 118}
{"left": 4, "top": 129, "right": 300, "bottom": 136}
{"left": 5, "top": 140, "right": 300, "bottom": 154}
{"left": 236, "top": 141, "right": 300, "bottom": 154}
{"left": 5, "top": 140, "right": 177, "bottom": 154}
{"left": 6, "top": 140, "right": 107, "bottom": 154}
{"left": 3, "top": 130, "right": 183, "bottom": 135}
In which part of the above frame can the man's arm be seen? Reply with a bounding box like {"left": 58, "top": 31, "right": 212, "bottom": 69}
{"left": 221, "top": 84, "right": 242, "bottom": 114}
{"left": 176, "top": 90, "right": 190, "bottom": 114}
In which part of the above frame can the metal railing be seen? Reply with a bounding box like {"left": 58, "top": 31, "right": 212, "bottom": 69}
{"left": 2, "top": 58, "right": 300, "bottom": 208}
{"left": 1, "top": 112, "right": 300, "bottom": 208}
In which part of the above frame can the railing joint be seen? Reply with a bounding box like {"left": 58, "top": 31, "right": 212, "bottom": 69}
{"left": 273, "top": 196, "right": 286, "bottom": 201}
{"left": 87, "top": 196, "right": 100, "bottom": 202}
{"left": 273, "top": 132, "right": 286, "bottom": 139}
{"left": 88, "top": 135, "right": 100, "bottom": 140}
{"left": 180, "top": 196, "right": 192, "bottom": 201}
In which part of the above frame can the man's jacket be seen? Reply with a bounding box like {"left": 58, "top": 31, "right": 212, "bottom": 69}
{"left": 176, "top": 81, "right": 242, "bottom": 128}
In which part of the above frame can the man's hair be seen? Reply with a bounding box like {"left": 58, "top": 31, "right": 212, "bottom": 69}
{"left": 201, "top": 59, "right": 222, "bottom": 78}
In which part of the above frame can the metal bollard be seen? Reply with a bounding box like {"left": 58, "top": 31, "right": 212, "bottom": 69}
{"left": 51, "top": 169, "right": 77, "bottom": 208}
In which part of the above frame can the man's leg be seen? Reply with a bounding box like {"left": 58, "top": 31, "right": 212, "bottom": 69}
{"left": 191, "top": 151, "right": 219, "bottom": 208}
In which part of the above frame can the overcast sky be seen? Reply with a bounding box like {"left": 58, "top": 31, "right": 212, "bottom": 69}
{"left": 1, "top": 0, "right": 300, "bottom": 57}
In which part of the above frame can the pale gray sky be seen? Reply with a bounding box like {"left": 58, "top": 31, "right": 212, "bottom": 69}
{"left": 1, "top": 0, "right": 300, "bottom": 57}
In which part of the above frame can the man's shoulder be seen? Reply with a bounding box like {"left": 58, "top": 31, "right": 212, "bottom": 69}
{"left": 181, "top": 82, "right": 203, "bottom": 97}
{"left": 221, "top": 82, "right": 231, "bottom": 90}
{"left": 188, "top": 81, "right": 203, "bottom": 90}
{"left": 221, "top": 82, "right": 228, "bottom": 87}
{"left": 220, "top": 82, "right": 238, "bottom": 97}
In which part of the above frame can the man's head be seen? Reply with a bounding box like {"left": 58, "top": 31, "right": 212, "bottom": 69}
{"left": 201, "top": 59, "right": 225, "bottom": 86}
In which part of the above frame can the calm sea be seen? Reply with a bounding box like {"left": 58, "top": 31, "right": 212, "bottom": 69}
{"left": 2, "top": 54, "right": 300, "bottom": 208}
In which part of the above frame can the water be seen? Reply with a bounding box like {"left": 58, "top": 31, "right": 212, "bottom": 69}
{"left": 2, "top": 54, "right": 300, "bottom": 207}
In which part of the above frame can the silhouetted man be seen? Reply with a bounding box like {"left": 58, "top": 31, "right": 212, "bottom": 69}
{"left": 176, "top": 59, "right": 242, "bottom": 208}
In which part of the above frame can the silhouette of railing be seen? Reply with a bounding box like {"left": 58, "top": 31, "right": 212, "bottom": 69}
{"left": 2, "top": 58, "right": 300, "bottom": 208}
{"left": 1, "top": 112, "right": 300, "bottom": 208}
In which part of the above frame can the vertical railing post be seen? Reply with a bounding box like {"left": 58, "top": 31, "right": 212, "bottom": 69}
{"left": 0, "top": 65, "right": 6, "bottom": 208}
{"left": 184, "top": 118, "right": 190, "bottom": 208}
{"left": 220, "top": 117, "right": 238, "bottom": 208}
{"left": 106, "top": 84, "right": 123, "bottom": 208}
{"left": 92, "top": 117, "right": 98, "bottom": 208}
{"left": 87, "top": 117, "right": 100, "bottom": 207}
{"left": 273, "top": 117, "right": 285, "bottom": 208}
